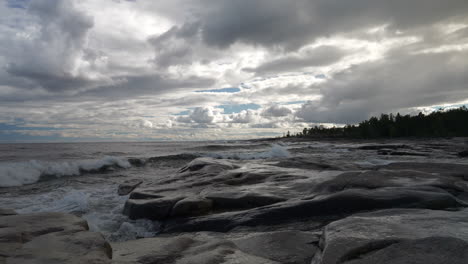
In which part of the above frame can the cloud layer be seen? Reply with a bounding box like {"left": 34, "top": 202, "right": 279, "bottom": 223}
{"left": 0, "top": 0, "right": 467, "bottom": 141}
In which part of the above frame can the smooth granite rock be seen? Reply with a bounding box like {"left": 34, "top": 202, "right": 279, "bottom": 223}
{"left": 123, "top": 196, "right": 185, "bottom": 220}
{"left": 0, "top": 211, "right": 111, "bottom": 264}
{"left": 314, "top": 208, "right": 468, "bottom": 264}
{"left": 170, "top": 196, "right": 213, "bottom": 217}
{"left": 112, "top": 230, "right": 318, "bottom": 264}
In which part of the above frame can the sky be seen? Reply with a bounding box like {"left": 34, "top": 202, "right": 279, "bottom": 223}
{"left": 0, "top": 0, "right": 467, "bottom": 141}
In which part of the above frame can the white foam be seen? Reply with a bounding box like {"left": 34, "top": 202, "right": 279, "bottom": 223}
{"left": 108, "top": 219, "right": 159, "bottom": 242}
{"left": 207, "top": 144, "right": 291, "bottom": 160}
{"left": 0, "top": 156, "right": 131, "bottom": 187}
{"left": 47, "top": 191, "right": 90, "bottom": 214}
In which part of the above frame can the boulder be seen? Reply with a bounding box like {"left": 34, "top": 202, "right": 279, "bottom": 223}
{"left": 315, "top": 208, "right": 468, "bottom": 264}
{"left": 123, "top": 196, "right": 185, "bottom": 220}
{"left": 206, "top": 191, "right": 286, "bottom": 210}
{"left": 232, "top": 231, "right": 319, "bottom": 264}
{"left": 164, "top": 187, "right": 464, "bottom": 233}
{"left": 332, "top": 236, "right": 468, "bottom": 264}
{"left": 8, "top": 230, "right": 112, "bottom": 264}
{"left": 171, "top": 196, "right": 213, "bottom": 217}
{"left": 117, "top": 179, "right": 143, "bottom": 196}
{"left": 178, "top": 158, "right": 238, "bottom": 174}
{"left": 128, "top": 189, "right": 164, "bottom": 200}
{"left": 0, "top": 212, "right": 88, "bottom": 241}
{"left": 112, "top": 231, "right": 318, "bottom": 264}
{"left": 0, "top": 212, "right": 111, "bottom": 263}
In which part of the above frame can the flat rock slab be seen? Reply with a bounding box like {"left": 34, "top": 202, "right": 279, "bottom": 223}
{"left": 316, "top": 208, "right": 468, "bottom": 264}
{"left": 112, "top": 230, "right": 318, "bottom": 264}
{"left": 206, "top": 191, "right": 286, "bottom": 210}
{"left": 0, "top": 211, "right": 112, "bottom": 264}
{"left": 164, "top": 187, "right": 464, "bottom": 233}
{"left": 123, "top": 196, "right": 185, "bottom": 220}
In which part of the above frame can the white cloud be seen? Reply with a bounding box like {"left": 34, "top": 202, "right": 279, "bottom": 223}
{"left": 0, "top": 0, "right": 468, "bottom": 140}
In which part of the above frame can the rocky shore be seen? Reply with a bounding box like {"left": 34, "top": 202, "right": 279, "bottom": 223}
{"left": 2, "top": 139, "right": 468, "bottom": 263}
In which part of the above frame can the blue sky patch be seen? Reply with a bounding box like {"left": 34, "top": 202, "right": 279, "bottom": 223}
{"left": 283, "top": 101, "right": 307, "bottom": 105}
{"left": 218, "top": 103, "right": 261, "bottom": 114}
{"left": 196, "top": 87, "right": 241, "bottom": 93}
{"left": 6, "top": 0, "right": 29, "bottom": 9}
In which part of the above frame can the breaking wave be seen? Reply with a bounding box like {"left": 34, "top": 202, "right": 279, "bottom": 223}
{"left": 0, "top": 156, "right": 131, "bottom": 187}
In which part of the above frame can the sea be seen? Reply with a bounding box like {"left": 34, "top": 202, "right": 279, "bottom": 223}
{"left": 1, "top": 138, "right": 466, "bottom": 241}
{"left": 0, "top": 140, "right": 289, "bottom": 241}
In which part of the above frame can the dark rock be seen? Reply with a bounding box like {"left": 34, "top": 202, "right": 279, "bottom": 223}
{"left": 316, "top": 208, "right": 468, "bottom": 264}
{"left": 164, "top": 187, "right": 464, "bottom": 233}
{"left": 379, "top": 162, "right": 468, "bottom": 175}
{"left": 127, "top": 158, "right": 145, "bottom": 167}
{"left": 123, "top": 196, "right": 185, "bottom": 220}
{"left": 338, "top": 237, "right": 468, "bottom": 264}
{"left": 178, "top": 158, "right": 238, "bottom": 173}
{"left": 112, "top": 230, "right": 318, "bottom": 264}
{"left": 206, "top": 191, "right": 286, "bottom": 210}
{"left": 357, "top": 144, "right": 407, "bottom": 150}
{"left": 377, "top": 150, "right": 428, "bottom": 156}
{"left": 0, "top": 208, "right": 16, "bottom": 216}
{"left": 118, "top": 179, "right": 143, "bottom": 196}
{"left": 233, "top": 231, "right": 319, "bottom": 264}
{"left": 0, "top": 212, "right": 111, "bottom": 263}
{"left": 274, "top": 157, "right": 337, "bottom": 170}
{"left": 170, "top": 196, "right": 213, "bottom": 217}
{"left": 311, "top": 170, "right": 455, "bottom": 195}
{"left": 129, "top": 189, "right": 164, "bottom": 199}
{"left": 458, "top": 150, "right": 468, "bottom": 157}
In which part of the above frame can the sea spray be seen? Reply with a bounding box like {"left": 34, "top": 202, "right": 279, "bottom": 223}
{"left": 0, "top": 156, "right": 131, "bottom": 187}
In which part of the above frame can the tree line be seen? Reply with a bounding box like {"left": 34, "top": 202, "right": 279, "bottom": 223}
{"left": 285, "top": 106, "right": 468, "bottom": 139}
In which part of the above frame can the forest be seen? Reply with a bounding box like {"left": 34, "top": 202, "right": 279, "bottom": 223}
{"left": 286, "top": 106, "right": 468, "bottom": 139}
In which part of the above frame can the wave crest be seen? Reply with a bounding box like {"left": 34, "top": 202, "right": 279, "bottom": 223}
{"left": 0, "top": 156, "right": 131, "bottom": 187}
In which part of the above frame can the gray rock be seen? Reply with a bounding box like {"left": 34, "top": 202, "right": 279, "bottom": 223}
{"left": 232, "top": 231, "right": 319, "bottom": 264}
{"left": 164, "top": 187, "right": 464, "bottom": 233}
{"left": 112, "top": 230, "right": 317, "bottom": 264}
{"left": 341, "top": 236, "right": 468, "bottom": 264}
{"left": 0, "top": 212, "right": 111, "bottom": 263}
{"left": 316, "top": 208, "right": 468, "bottom": 264}
{"left": 118, "top": 179, "right": 143, "bottom": 196}
{"left": 206, "top": 191, "right": 286, "bottom": 210}
{"left": 178, "top": 157, "right": 238, "bottom": 174}
{"left": 171, "top": 196, "right": 213, "bottom": 217}
{"left": 128, "top": 189, "right": 165, "bottom": 199}
{"left": 123, "top": 196, "right": 185, "bottom": 220}
{"left": 0, "top": 212, "right": 88, "bottom": 241}
{"left": 8, "top": 230, "right": 112, "bottom": 264}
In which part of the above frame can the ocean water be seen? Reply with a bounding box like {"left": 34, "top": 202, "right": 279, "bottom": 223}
{"left": 0, "top": 140, "right": 285, "bottom": 241}
{"left": 1, "top": 138, "right": 465, "bottom": 241}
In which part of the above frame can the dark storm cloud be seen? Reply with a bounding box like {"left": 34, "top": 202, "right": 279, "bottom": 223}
{"left": 244, "top": 46, "right": 347, "bottom": 75}
{"left": 194, "top": 0, "right": 468, "bottom": 49}
{"left": 78, "top": 74, "right": 216, "bottom": 100}
{"left": 296, "top": 49, "right": 468, "bottom": 124}
{"left": 3, "top": 0, "right": 95, "bottom": 92}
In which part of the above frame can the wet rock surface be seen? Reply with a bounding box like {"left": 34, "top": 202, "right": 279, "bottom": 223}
{"left": 4, "top": 138, "right": 468, "bottom": 264}
{"left": 0, "top": 211, "right": 112, "bottom": 263}
{"left": 314, "top": 208, "right": 468, "bottom": 264}
{"left": 117, "top": 179, "right": 143, "bottom": 196}
{"left": 115, "top": 138, "right": 468, "bottom": 264}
